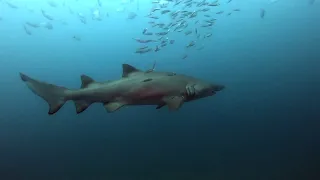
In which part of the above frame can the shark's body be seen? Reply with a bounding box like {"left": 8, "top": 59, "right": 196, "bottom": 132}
{"left": 19, "top": 64, "right": 224, "bottom": 115}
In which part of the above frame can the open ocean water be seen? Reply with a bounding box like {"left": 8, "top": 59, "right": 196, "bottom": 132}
{"left": 0, "top": 0, "right": 319, "bottom": 179}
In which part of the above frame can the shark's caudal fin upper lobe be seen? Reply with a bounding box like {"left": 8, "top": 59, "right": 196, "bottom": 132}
{"left": 19, "top": 73, "right": 68, "bottom": 115}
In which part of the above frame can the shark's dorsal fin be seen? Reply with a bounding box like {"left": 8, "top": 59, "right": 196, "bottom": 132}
{"left": 122, "top": 64, "right": 142, "bottom": 77}
{"left": 80, "top": 74, "right": 95, "bottom": 88}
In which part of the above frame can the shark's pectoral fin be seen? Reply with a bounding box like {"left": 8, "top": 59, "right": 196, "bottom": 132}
{"left": 163, "top": 96, "right": 185, "bottom": 111}
{"left": 74, "top": 100, "right": 92, "bottom": 114}
{"left": 104, "top": 101, "right": 127, "bottom": 112}
{"left": 80, "top": 74, "right": 95, "bottom": 88}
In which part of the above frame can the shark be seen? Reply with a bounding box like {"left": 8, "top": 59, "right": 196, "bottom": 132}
{"left": 19, "top": 64, "right": 225, "bottom": 115}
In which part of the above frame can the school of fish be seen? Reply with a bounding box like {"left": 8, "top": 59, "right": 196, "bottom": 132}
{"left": 1, "top": 0, "right": 315, "bottom": 59}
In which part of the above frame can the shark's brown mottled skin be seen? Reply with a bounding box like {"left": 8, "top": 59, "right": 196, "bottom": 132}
{"left": 19, "top": 64, "right": 224, "bottom": 115}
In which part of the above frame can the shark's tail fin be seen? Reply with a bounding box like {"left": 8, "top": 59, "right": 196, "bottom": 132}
{"left": 19, "top": 73, "right": 69, "bottom": 115}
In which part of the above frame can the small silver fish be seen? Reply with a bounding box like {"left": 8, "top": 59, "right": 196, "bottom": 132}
{"left": 309, "top": 0, "right": 315, "bottom": 5}
{"left": 181, "top": 54, "right": 188, "bottom": 59}
{"left": 260, "top": 8, "right": 265, "bottom": 19}
{"left": 26, "top": 22, "right": 40, "bottom": 28}
{"left": 23, "top": 25, "right": 32, "bottom": 35}
{"left": 6, "top": 1, "right": 18, "bottom": 8}
{"left": 40, "top": 22, "right": 53, "bottom": 30}
{"left": 47, "top": 1, "right": 58, "bottom": 8}
{"left": 41, "top": 10, "right": 54, "bottom": 20}
{"left": 73, "top": 35, "right": 81, "bottom": 41}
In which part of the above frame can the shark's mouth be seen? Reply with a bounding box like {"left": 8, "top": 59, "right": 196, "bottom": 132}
{"left": 214, "top": 85, "right": 225, "bottom": 92}
{"left": 210, "top": 85, "right": 225, "bottom": 96}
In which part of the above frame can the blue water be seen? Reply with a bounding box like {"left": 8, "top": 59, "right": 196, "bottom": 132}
{"left": 0, "top": 0, "right": 319, "bottom": 179}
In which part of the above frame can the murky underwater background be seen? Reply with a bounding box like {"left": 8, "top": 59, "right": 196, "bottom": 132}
{"left": 0, "top": 0, "right": 319, "bottom": 179}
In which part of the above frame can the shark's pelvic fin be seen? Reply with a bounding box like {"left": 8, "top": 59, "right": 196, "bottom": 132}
{"left": 19, "top": 73, "right": 68, "bottom": 115}
{"left": 74, "top": 100, "right": 92, "bottom": 114}
{"left": 80, "top": 74, "right": 95, "bottom": 88}
{"left": 163, "top": 96, "right": 185, "bottom": 110}
{"left": 156, "top": 103, "right": 165, "bottom": 109}
{"left": 122, "top": 64, "right": 141, "bottom": 77}
{"left": 104, "top": 101, "right": 127, "bottom": 112}
{"left": 142, "top": 78, "right": 153, "bottom": 82}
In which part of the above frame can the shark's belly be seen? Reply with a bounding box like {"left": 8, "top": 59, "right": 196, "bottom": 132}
{"left": 130, "top": 98, "right": 164, "bottom": 105}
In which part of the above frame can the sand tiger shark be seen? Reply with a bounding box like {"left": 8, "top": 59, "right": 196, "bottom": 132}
{"left": 19, "top": 64, "right": 224, "bottom": 115}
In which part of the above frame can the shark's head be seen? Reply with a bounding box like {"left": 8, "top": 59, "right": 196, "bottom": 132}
{"left": 186, "top": 81, "right": 225, "bottom": 101}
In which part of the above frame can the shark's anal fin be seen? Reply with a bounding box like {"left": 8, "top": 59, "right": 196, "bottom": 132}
{"left": 74, "top": 100, "right": 91, "bottom": 114}
{"left": 122, "top": 64, "right": 142, "bottom": 77}
{"left": 80, "top": 74, "right": 95, "bottom": 88}
{"left": 104, "top": 101, "right": 127, "bottom": 112}
{"left": 163, "top": 96, "right": 185, "bottom": 111}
